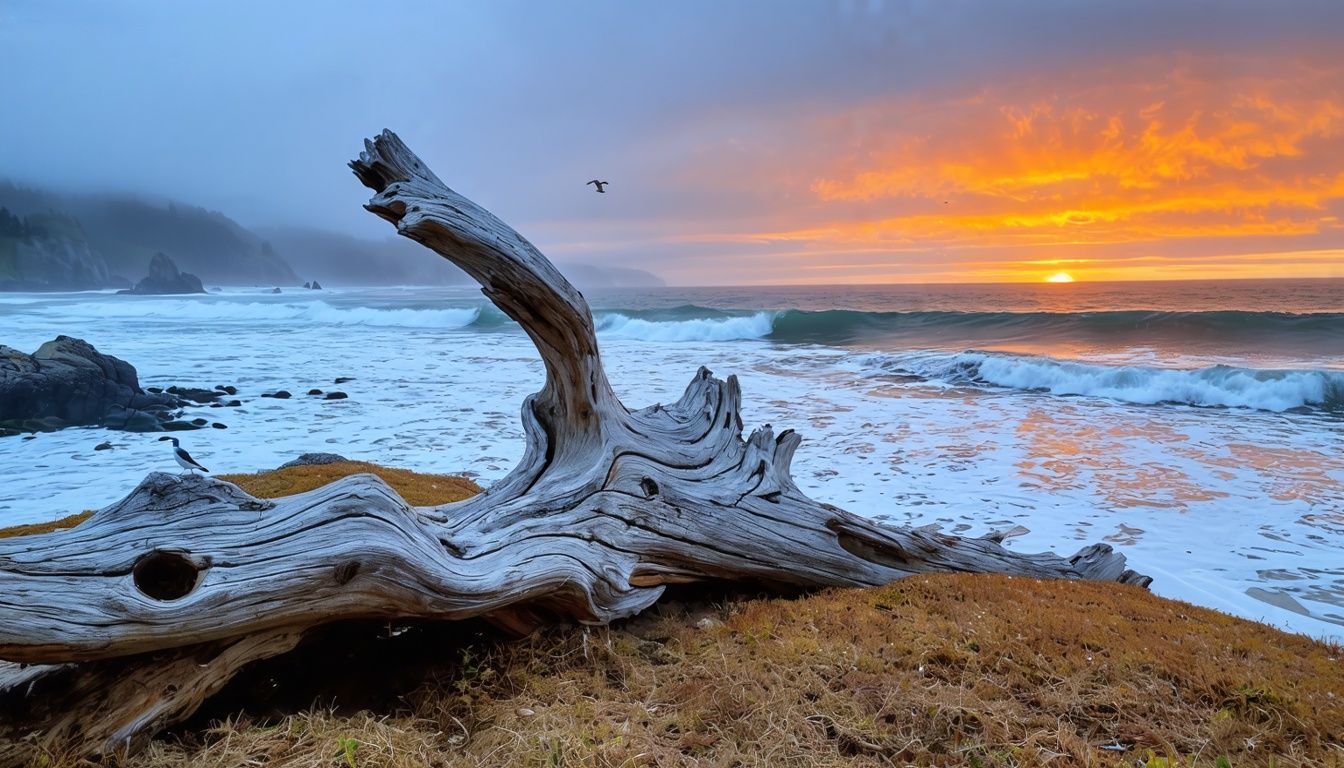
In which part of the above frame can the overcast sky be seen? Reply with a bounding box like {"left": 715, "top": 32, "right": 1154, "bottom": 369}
{"left": 2, "top": 1, "right": 1342, "bottom": 284}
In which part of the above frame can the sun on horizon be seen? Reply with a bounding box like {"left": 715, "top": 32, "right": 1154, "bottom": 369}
{"left": 1045, "top": 272, "right": 1076, "bottom": 283}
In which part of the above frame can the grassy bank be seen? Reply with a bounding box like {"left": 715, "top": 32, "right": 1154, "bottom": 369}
{"left": 4, "top": 464, "right": 1340, "bottom": 767}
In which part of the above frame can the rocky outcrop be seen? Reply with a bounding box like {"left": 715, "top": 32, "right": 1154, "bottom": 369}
{"left": 277, "top": 452, "right": 351, "bottom": 469}
{"left": 4, "top": 238, "right": 114, "bottom": 291}
{"left": 0, "top": 336, "right": 216, "bottom": 434}
{"left": 0, "top": 208, "right": 123, "bottom": 291}
{"left": 117, "top": 253, "right": 205, "bottom": 295}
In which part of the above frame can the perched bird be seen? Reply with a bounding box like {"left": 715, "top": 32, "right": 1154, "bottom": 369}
{"left": 158, "top": 436, "right": 209, "bottom": 474}
{"left": 586, "top": 179, "right": 609, "bottom": 193}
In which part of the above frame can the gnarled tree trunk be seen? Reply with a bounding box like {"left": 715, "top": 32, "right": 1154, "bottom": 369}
{"left": 0, "top": 131, "right": 1148, "bottom": 757}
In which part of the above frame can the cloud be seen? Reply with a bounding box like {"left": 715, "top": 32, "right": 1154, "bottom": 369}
{"left": 2, "top": 2, "right": 1342, "bottom": 283}
{"left": 651, "top": 53, "right": 1344, "bottom": 282}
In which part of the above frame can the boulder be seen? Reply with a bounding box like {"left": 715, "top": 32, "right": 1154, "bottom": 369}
{"left": 117, "top": 253, "right": 206, "bottom": 295}
{"left": 0, "top": 336, "right": 198, "bottom": 434}
{"left": 102, "top": 404, "right": 166, "bottom": 433}
{"left": 278, "top": 452, "right": 350, "bottom": 469}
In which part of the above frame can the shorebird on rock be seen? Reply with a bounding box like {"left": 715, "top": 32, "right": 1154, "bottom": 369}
{"left": 158, "top": 436, "right": 209, "bottom": 474}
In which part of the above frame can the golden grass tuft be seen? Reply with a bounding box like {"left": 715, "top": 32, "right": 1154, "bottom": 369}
{"left": 0, "top": 462, "right": 480, "bottom": 540}
{"left": 108, "top": 575, "right": 1344, "bottom": 767}
{"left": 218, "top": 461, "right": 481, "bottom": 507}
{"left": 0, "top": 511, "right": 92, "bottom": 538}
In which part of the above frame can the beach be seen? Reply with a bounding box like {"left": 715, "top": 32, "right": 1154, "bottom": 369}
{"left": 1, "top": 280, "right": 1340, "bottom": 638}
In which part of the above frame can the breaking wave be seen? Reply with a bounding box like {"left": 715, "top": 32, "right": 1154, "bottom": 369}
{"left": 866, "top": 351, "right": 1344, "bottom": 413}
{"left": 35, "top": 299, "right": 484, "bottom": 329}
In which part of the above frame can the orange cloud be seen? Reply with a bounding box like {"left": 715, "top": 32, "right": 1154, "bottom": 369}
{"left": 645, "top": 54, "right": 1344, "bottom": 283}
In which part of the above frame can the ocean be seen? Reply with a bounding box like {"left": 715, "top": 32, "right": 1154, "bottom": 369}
{"left": 1, "top": 279, "right": 1341, "bottom": 637}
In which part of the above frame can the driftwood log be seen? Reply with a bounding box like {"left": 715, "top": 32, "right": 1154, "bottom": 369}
{"left": 0, "top": 131, "right": 1149, "bottom": 757}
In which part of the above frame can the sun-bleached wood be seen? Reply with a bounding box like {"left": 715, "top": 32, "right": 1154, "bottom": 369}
{"left": 0, "top": 130, "right": 1148, "bottom": 755}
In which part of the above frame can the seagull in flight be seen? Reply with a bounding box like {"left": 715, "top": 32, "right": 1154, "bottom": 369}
{"left": 586, "top": 180, "right": 609, "bottom": 193}
{"left": 158, "top": 436, "right": 209, "bottom": 474}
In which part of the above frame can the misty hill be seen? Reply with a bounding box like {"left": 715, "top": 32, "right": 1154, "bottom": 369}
{"left": 0, "top": 208, "right": 115, "bottom": 291}
{"left": 0, "top": 181, "right": 297, "bottom": 287}
{"left": 255, "top": 226, "right": 472, "bottom": 286}
{"left": 257, "top": 226, "right": 666, "bottom": 289}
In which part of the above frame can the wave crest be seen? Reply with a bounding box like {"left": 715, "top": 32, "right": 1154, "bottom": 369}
{"left": 868, "top": 351, "right": 1344, "bottom": 412}
{"left": 593, "top": 311, "right": 775, "bottom": 342}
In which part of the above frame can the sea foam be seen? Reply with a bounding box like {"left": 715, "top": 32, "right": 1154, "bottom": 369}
{"left": 593, "top": 311, "right": 775, "bottom": 342}
{"left": 868, "top": 351, "right": 1344, "bottom": 412}
{"left": 35, "top": 299, "right": 483, "bottom": 329}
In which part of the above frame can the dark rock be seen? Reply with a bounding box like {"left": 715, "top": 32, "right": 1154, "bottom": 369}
{"left": 307, "top": 389, "right": 323, "bottom": 396}
{"left": 225, "top": 399, "right": 241, "bottom": 407}
{"left": 117, "top": 253, "right": 206, "bottom": 295}
{"left": 22, "top": 435, "right": 34, "bottom": 441}
{"left": 190, "top": 417, "right": 208, "bottom": 426}
{"left": 0, "top": 336, "right": 179, "bottom": 432}
{"left": 162, "top": 420, "right": 202, "bottom": 431}
{"left": 211, "top": 422, "right": 227, "bottom": 429}
{"left": 103, "top": 404, "right": 164, "bottom": 432}
{"left": 324, "top": 391, "right": 348, "bottom": 400}
{"left": 334, "top": 377, "right": 354, "bottom": 384}
{"left": 170, "top": 387, "right": 220, "bottom": 404}
{"left": 310, "top": 280, "right": 322, "bottom": 290}
{"left": 271, "top": 287, "right": 282, "bottom": 294}
{"left": 213, "top": 385, "right": 237, "bottom": 395}
{"left": 278, "top": 452, "right": 350, "bottom": 469}
{"left": 303, "top": 281, "right": 312, "bottom": 289}
{"left": 94, "top": 441, "right": 112, "bottom": 451}
{"left": 0, "top": 427, "right": 20, "bottom": 438}
{"left": 146, "top": 387, "right": 164, "bottom": 394}
{"left": 261, "top": 390, "right": 292, "bottom": 399}
{"left": 23, "top": 416, "right": 67, "bottom": 432}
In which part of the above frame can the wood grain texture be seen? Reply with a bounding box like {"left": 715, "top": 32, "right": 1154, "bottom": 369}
{"left": 0, "top": 130, "right": 1149, "bottom": 755}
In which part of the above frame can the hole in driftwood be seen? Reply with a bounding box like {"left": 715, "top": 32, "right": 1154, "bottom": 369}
{"left": 132, "top": 551, "right": 202, "bottom": 601}
{"left": 640, "top": 477, "right": 659, "bottom": 498}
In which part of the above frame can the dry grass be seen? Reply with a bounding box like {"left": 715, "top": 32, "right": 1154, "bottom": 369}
{"left": 8, "top": 464, "right": 1342, "bottom": 766}
{"left": 0, "top": 462, "right": 481, "bottom": 540}
{"left": 217, "top": 461, "right": 481, "bottom": 507}
{"left": 0, "top": 510, "right": 92, "bottom": 537}
{"left": 81, "top": 577, "right": 1342, "bottom": 768}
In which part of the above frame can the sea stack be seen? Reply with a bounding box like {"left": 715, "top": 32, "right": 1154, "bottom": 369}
{"left": 118, "top": 253, "right": 206, "bottom": 295}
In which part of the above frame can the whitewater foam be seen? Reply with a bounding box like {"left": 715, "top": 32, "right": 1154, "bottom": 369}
{"left": 593, "top": 311, "right": 775, "bottom": 342}
{"left": 869, "top": 351, "right": 1344, "bottom": 412}
{"left": 18, "top": 299, "right": 483, "bottom": 329}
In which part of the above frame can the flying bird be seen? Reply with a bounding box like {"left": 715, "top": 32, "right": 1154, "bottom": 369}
{"left": 158, "top": 436, "right": 209, "bottom": 474}
{"left": 586, "top": 180, "right": 609, "bottom": 193}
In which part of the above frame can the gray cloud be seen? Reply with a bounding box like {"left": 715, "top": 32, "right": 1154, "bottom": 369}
{"left": 3, "top": 1, "right": 1341, "bottom": 283}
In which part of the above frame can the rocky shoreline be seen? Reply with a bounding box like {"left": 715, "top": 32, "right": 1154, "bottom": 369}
{"left": 1, "top": 335, "right": 357, "bottom": 439}
{"left": 0, "top": 336, "right": 234, "bottom": 436}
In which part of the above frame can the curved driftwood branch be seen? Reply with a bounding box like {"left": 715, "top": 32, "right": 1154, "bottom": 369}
{"left": 0, "top": 130, "right": 1148, "bottom": 756}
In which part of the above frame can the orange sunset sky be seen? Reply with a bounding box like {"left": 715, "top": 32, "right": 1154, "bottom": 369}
{"left": 537, "top": 49, "right": 1344, "bottom": 285}
{"left": 3, "top": 2, "right": 1343, "bottom": 285}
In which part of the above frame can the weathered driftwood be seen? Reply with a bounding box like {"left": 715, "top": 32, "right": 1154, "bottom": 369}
{"left": 0, "top": 130, "right": 1148, "bottom": 756}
